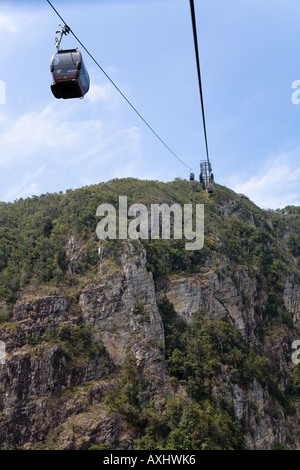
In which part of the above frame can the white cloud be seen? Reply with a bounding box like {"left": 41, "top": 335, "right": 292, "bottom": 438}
{"left": 3, "top": 166, "right": 45, "bottom": 202}
{"left": 0, "top": 8, "right": 52, "bottom": 57}
{"left": 86, "top": 81, "right": 121, "bottom": 109}
{"left": 0, "top": 103, "right": 83, "bottom": 168}
{"left": 0, "top": 99, "right": 143, "bottom": 201}
{"left": 0, "top": 13, "right": 19, "bottom": 34}
{"left": 231, "top": 152, "right": 300, "bottom": 209}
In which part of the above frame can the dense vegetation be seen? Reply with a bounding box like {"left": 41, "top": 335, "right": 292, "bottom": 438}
{"left": 1, "top": 178, "right": 299, "bottom": 307}
{"left": 0, "top": 178, "right": 300, "bottom": 450}
{"left": 104, "top": 300, "right": 296, "bottom": 450}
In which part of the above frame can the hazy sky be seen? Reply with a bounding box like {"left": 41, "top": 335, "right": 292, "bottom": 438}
{"left": 0, "top": 0, "right": 300, "bottom": 209}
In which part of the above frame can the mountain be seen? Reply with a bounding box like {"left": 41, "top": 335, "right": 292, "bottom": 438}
{"left": 0, "top": 178, "right": 299, "bottom": 450}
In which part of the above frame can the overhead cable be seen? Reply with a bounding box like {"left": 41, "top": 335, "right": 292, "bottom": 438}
{"left": 46, "top": 0, "right": 196, "bottom": 171}
{"left": 189, "top": 0, "right": 211, "bottom": 165}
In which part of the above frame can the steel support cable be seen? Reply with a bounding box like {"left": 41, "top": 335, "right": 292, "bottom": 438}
{"left": 46, "top": 0, "right": 196, "bottom": 171}
{"left": 189, "top": 0, "right": 211, "bottom": 166}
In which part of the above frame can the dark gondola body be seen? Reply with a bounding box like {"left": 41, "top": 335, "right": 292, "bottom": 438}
{"left": 50, "top": 48, "right": 90, "bottom": 99}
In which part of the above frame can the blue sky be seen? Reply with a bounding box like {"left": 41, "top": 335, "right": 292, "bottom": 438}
{"left": 0, "top": 0, "right": 300, "bottom": 209}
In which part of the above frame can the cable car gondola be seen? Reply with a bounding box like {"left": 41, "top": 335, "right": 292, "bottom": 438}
{"left": 50, "top": 48, "right": 90, "bottom": 99}
{"left": 50, "top": 25, "right": 90, "bottom": 100}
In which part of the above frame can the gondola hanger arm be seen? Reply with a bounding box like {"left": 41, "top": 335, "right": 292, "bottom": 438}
{"left": 55, "top": 24, "right": 71, "bottom": 51}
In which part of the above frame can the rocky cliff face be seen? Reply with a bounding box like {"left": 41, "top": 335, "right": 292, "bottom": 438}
{"left": 0, "top": 239, "right": 167, "bottom": 450}
{"left": 79, "top": 240, "right": 165, "bottom": 378}
{"left": 156, "top": 265, "right": 260, "bottom": 343}
{"left": 155, "top": 265, "right": 300, "bottom": 449}
{"left": 284, "top": 279, "right": 300, "bottom": 324}
{"left": 0, "top": 180, "right": 299, "bottom": 450}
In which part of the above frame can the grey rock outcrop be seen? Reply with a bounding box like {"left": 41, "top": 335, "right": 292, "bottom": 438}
{"left": 0, "top": 236, "right": 299, "bottom": 450}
